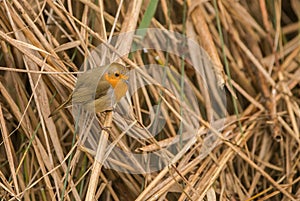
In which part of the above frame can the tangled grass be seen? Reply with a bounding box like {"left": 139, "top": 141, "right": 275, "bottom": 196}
{"left": 0, "top": 0, "right": 299, "bottom": 200}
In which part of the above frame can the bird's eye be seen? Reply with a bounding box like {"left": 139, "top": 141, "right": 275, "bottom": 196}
{"left": 114, "top": 72, "right": 120, "bottom": 77}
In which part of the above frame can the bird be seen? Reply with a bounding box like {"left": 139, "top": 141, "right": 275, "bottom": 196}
{"left": 49, "top": 62, "right": 129, "bottom": 117}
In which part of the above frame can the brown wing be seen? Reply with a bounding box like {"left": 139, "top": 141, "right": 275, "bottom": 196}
{"left": 87, "top": 88, "right": 115, "bottom": 113}
{"left": 72, "top": 66, "right": 111, "bottom": 104}
{"left": 72, "top": 80, "right": 111, "bottom": 104}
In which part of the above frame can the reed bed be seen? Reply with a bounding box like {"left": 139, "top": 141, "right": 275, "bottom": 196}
{"left": 0, "top": 0, "right": 299, "bottom": 200}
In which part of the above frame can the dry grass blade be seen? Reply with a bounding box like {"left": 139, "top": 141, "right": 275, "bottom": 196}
{"left": 0, "top": 105, "right": 19, "bottom": 195}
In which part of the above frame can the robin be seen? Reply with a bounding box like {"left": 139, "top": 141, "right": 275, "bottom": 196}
{"left": 49, "top": 62, "right": 129, "bottom": 117}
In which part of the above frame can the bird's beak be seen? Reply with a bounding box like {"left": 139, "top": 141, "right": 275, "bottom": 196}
{"left": 121, "top": 74, "right": 129, "bottom": 81}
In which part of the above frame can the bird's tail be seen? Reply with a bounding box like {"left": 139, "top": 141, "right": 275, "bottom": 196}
{"left": 48, "top": 92, "right": 73, "bottom": 117}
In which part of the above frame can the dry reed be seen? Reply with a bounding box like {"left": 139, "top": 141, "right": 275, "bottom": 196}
{"left": 0, "top": 0, "right": 299, "bottom": 200}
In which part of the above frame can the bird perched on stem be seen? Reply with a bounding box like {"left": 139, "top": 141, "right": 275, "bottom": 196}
{"left": 49, "top": 62, "right": 129, "bottom": 117}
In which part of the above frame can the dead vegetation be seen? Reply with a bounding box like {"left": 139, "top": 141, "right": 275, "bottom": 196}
{"left": 0, "top": 0, "right": 300, "bottom": 200}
